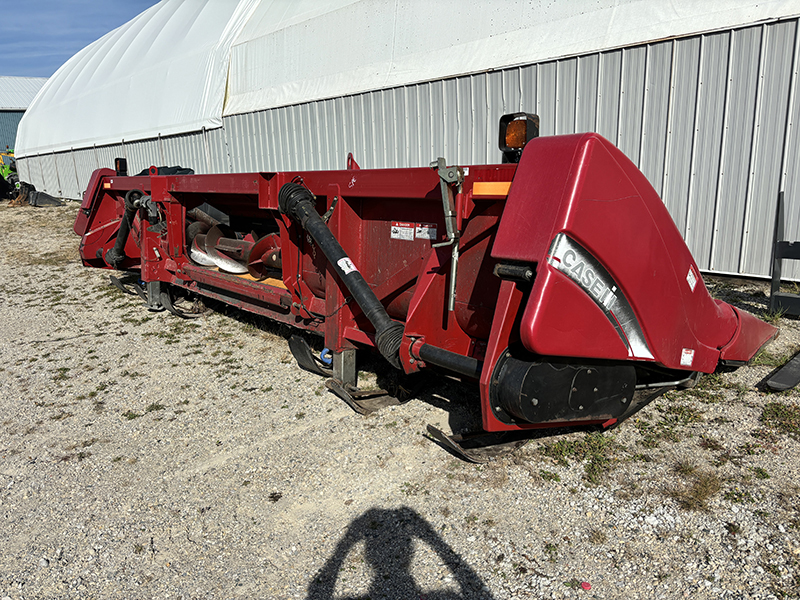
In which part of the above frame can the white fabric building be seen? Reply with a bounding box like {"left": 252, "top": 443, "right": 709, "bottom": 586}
{"left": 14, "top": 0, "right": 800, "bottom": 278}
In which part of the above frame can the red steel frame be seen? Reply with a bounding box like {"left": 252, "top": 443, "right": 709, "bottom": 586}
{"left": 74, "top": 133, "right": 778, "bottom": 434}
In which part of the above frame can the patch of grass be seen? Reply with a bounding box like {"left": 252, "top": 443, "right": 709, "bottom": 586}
{"left": 699, "top": 437, "right": 724, "bottom": 451}
{"left": 752, "top": 348, "right": 795, "bottom": 368}
{"left": 762, "top": 308, "right": 786, "bottom": 325}
{"left": 636, "top": 401, "right": 705, "bottom": 448}
{"left": 53, "top": 367, "right": 70, "bottom": 382}
{"left": 750, "top": 466, "right": 770, "bottom": 480}
{"left": 761, "top": 402, "right": 800, "bottom": 437}
{"left": 588, "top": 529, "right": 607, "bottom": 544}
{"left": 122, "top": 411, "right": 141, "bottom": 420}
{"left": 725, "top": 522, "right": 742, "bottom": 536}
{"left": 539, "top": 469, "right": 561, "bottom": 483}
{"left": 724, "top": 487, "right": 756, "bottom": 504}
{"left": 544, "top": 542, "right": 559, "bottom": 562}
{"left": 540, "top": 432, "right": 621, "bottom": 485}
{"left": 673, "top": 459, "right": 698, "bottom": 477}
{"left": 145, "top": 403, "right": 165, "bottom": 413}
{"left": 401, "top": 482, "right": 428, "bottom": 497}
{"left": 669, "top": 471, "right": 722, "bottom": 511}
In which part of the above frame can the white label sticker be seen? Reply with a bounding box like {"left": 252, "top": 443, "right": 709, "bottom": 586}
{"left": 680, "top": 348, "right": 695, "bottom": 367}
{"left": 686, "top": 266, "right": 698, "bottom": 292}
{"left": 337, "top": 257, "right": 358, "bottom": 275}
{"left": 391, "top": 221, "right": 415, "bottom": 241}
{"left": 415, "top": 223, "right": 438, "bottom": 240}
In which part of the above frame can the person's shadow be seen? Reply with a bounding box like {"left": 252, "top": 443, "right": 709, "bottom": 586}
{"left": 306, "top": 506, "right": 497, "bottom": 600}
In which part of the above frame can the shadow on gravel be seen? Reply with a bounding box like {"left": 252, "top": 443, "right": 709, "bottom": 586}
{"left": 306, "top": 506, "right": 496, "bottom": 600}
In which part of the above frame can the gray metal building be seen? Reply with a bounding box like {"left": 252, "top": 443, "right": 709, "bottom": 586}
{"left": 14, "top": 4, "right": 800, "bottom": 280}
{"left": 0, "top": 77, "right": 47, "bottom": 151}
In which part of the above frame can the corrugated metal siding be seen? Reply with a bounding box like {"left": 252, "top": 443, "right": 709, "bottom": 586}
{"left": 0, "top": 111, "right": 23, "bottom": 150}
{"left": 782, "top": 21, "right": 800, "bottom": 280}
{"left": 19, "top": 17, "right": 800, "bottom": 280}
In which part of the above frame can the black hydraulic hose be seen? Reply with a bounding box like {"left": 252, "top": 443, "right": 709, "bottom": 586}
{"left": 279, "top": 182, "right": 404, "bottom": 369}
{"left": 416, "top": 343, "right": 482, "bottom": 380}
{"left": 104, "top": 190, "right": 142, "bottom": 268}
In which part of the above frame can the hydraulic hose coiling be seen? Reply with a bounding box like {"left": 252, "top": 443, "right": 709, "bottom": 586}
{"left": 105, "top": 189, "right": 143, "bottom": 268}
{"left": 278, "top": 182, "right": 404, "bottom": 369}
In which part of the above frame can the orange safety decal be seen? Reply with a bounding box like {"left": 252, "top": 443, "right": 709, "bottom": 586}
{"left": 473, "top": 181, "right": 511, "bottom": 196}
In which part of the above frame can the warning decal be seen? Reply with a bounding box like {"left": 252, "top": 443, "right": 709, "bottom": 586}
{"left": 415, "top": 223, "right": 438, "bottom": 240}
{"left": 391, "top": 222, "right": 414, "bottom": 241}
{"left": 391, "top": 221, "right": 438, "bottom": 242}
{"left": 680, "top": 348, "right": 695, "bottom": 367}
{"left": 686, "top": 266, "right": 698, "bottom": 292}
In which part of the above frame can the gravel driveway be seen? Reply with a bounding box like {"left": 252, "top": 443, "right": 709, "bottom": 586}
{"left": 1, "top": 202, "right": 799, "bottom": 599}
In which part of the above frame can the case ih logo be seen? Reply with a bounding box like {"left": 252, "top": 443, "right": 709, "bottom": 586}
{"left": 559, "top": 248, "right": 617, "bottom": 310}
{"left": 547, "top": 233, "right": 653, "bottom": 360}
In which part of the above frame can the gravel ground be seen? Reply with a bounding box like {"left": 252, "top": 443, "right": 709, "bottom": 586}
{"left": 1, "top": 201, "right": 800, "bottom": 600}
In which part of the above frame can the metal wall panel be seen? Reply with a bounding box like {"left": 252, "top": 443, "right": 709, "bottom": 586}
{"left": 72, "top": 148, "right": 100, "bottom": 198}
{"left": 0, "top": 111, "right": 23, "bottom": 150}
{"left": 125, "top": 139, "right": 161, "bottom": 176}
{"left": 685, "top": 32, "right": 730, "bottom": 269}
{"left": 740, "top": 21, "right": 797, "bottom": 276}
{"left": 16, "top": 156, "right": 30, "bottom": 184}
{"left": 55, "top": 152, "right": 80, "bottom": 199}
{"left": 639, "top": 42, "right": 673, "bottom": 198}
{"left": 575, "top": 56, "right": 599, "bottom": 133}
{"left": 618, "top": 47, "right": 646, "bottom": 164}
{"left": 662, "top": 37, "right": 700, "bottom": 234}
{"left": 537, "top": 63, "right": 557, "bottom": 137}
{"left": 711, "top": 27, "right": 762, "bottom": 274}
{"left": 26, "top": 155, "right": 44, "bottom": 190}
{"left": 781, "top": 22, "right": 800, "bottom": 280}
{"left": 556, "top": 59, "right": 578, "bottom": 135}
{"left": 21, "top": 16, "right": 800, "bottom": 280}
{"left": 42, "top": 153, "right": 61, "bottom": 195}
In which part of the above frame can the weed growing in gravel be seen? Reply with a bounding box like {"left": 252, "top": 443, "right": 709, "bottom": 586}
{"left": 763, "top": 308, "right": 786, "bottom": 325}
{"left": 669, "top": 470, "right": 723, "bottom": 511}
{"left": 699, "top": 436, "right": 724, "bottom": 451}
{"left": 53, "top": 367, "right": 70, "bottom": 382}
{"left": 122, "top": 411, "right": 141, "bottom": 420}
{"left": 760, "top": 401, "right": 800, "bottom": 437}
{"left": 724, "top": 487, "right": 756, "bottom": 504}
{"left": 588, "top": 529, "right": 607, "bottom": 544}
{"left": 753, "top": 347, "right": 798, "bottom": 368}
{"left": 540, "top": 432, "right": 620, "bottom": 485}
{"left": 636, "top": 400, "right": 705, "bottom": 448}
{"left": 145, "top": 403, "right": 165, "bottom": 413}
{"left": 725, "top": 522, "right": 742, "bottom": 536}
{"left": 543, "top": 542, "right": 558, "bottom": 562}
{"left": 673, "top": 459, "right": 698, "bottom": 476}
{"left": 751, "top": 466, "right": 771, "bottom": 479}
{"left": 539, "top": 469, "right": 561, "bottom": 483}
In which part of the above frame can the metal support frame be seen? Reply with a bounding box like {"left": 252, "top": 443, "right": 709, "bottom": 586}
{"left": 770, "top": 191, "right": 800, "bottom": 316}
{"left": 333, "top": 349, "right": 357, "bottom": 387}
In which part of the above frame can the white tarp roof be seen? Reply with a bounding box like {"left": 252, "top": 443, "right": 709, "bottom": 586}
{"left": 0, "top": 77, "right": 48, "bottom": 111}
{"left": 16, "top": 0, "right": 800, "bottom": 157}
{"left": 16, "top": 0, "right": 258, "bottom": 156}
{"left": 223, "top": 0, "right": 800, "bottom": 117}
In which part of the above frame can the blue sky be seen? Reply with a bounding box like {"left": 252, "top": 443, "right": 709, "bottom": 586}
{"left": 1, "top": 0, "right": 161, "bottom": 78}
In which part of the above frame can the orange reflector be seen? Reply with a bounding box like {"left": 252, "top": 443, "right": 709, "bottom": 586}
{"left": 103, "top": 182, "right": 111, "bottom": 189}
{"left": 505, "top": 120, "right": 528, "bottom": 149}
{"left": 473, "top": 182, "right": 512, "bottom": 196}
